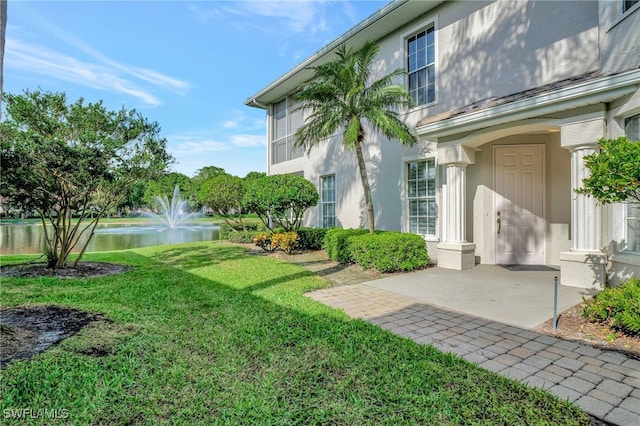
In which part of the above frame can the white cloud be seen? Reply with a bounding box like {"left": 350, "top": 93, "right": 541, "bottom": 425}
{"left": 169, "top": 131, "right": 266, "bottom": 154}
{"left": 168, "top": 131, "right": 266, "bottom": 177}
{"left": 230, "top": 134, "right": 266, "bottom": 147}
{"left": 190, "top": 0, "right": 334, "bottom": 36}
{"left": 6, "top": 39, "right": 163, "bottom": 106}
{"left": 4, "top": 13, "right": 191, "bottom": 106}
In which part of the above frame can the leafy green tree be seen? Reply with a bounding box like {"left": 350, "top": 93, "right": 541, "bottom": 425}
{"left": 199, "top": 174, "right": 247, "bottom": 228}
{"left": 143, "top": 172, "right": 195, "bottom": 209}
{"left": 293, "top": 40, "right": 417, "bottom": 233}
{"left": 244, "top": 171, "right": 266, "bottom": 181}
{"left": 118, "top": 180, "right": 148, "bottom": 213}
{"left": 0, "top": 90, "right": 172, "bottom": 268}
{"left": 576, "top": 137, "right": 640, "bottom": 203}
{"left": 244, "top": 174, "right": 319, "bottom": 231}
{"left": 192, "top": 166, "right": 226, "bottom": 185}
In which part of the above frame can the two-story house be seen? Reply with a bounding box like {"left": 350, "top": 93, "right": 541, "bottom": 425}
{"left": 245, "top": 0, "right": 640, "bottom": 289}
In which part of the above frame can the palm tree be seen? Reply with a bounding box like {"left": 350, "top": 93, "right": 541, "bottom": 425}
{"left": 293, "top": 40, "right": 417, "bottom": 233}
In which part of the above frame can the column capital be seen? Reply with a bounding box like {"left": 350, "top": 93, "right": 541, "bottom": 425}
{"left": 437, "top": 145, "right": 475, "bottom": 165}
{"left": 560, "top": 118, "right": 605, "bottom": 150}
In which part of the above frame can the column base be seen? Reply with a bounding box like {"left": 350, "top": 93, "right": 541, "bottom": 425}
{"left": 559, "top": 251, "right": 607, "bottom": 290}
{"left": 437, "top": 242, "right": 476, "bottom": 270}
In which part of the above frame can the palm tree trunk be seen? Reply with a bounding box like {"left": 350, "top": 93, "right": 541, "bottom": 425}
{"left": 354, "top": 139, "right": 375, "bottom": 234}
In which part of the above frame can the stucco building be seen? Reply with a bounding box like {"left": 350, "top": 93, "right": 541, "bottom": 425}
{"left": 246, "top": 0, "right": 640, "bottom": 289}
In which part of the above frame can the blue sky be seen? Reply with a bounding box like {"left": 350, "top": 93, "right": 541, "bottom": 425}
{"left": 4, "top": 0, "right": 387, "bottom": 178}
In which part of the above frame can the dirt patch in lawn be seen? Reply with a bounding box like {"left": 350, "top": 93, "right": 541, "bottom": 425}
{"left": 1, "top": 261, "right": 130, "bottom": 279}
{"left": 1, "top": 262, "right": 133, "bottom": 367}
{"left": 0, "top": 306, "right": 103, "bottom": 368}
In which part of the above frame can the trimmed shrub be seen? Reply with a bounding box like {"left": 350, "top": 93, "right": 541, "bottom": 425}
{"left": 324, "top": 228, "right": 368, "bottom": 263}
{"left": 220, "top": 222, "right": 263, "bottom": 239}
{"left": 349, "top": 232, "right": 429, "bottom": 273}
{"left": 297, "top": 227, "right": 328, "bottom": 251}
{"left": 582, "top": 277, "right": 640, "bottom": 335}
{"left": 227, "top": 230, "right": 263, "bottom": 244}
{"left": 253, "top": 232, "right": 275, "bottom": 251}
{"left": 271, "top": 232, "right": 299, "bottom": 254}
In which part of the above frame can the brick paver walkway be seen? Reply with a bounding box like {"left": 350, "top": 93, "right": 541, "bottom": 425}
{"left": 307, "top": 284, "right": 640, "bottom": 426}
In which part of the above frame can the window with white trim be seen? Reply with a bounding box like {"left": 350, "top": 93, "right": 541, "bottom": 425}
{"left": 271, "top": 98, "right": 304, "bottom": 164}
{"left": 407, "top": 159, "right": 437, "bottom": 236}
{"left": 625, "top": 114, "right": 640, "bottom": 252}
{"left": 320, "top": 174, "right": 336, "bottom": 228}
{"left": 407, "top": 26, "right": 435, "bottom": 107}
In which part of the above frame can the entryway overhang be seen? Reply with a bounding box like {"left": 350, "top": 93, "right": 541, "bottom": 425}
{"left": 415, "top": 69, "right": 640, "bottom": 140}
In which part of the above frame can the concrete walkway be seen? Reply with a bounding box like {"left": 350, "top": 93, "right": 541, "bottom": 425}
{"left": 307, "top": 283, "right": 640, "bottom": 425}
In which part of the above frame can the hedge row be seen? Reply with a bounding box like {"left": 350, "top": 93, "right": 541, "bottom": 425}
{"left": 350, "top": 231, "right": 430, "bottom": 273}
{"left": 324, "top": 228, "right": 369, "bottom": 263}
{"left": 222, "top": 224, "right": 328, "bottom": 252}
{"left": 221, "top": 223, "right": 429, "bottom": 273}
{"left": 324, "top": 228, "right": 429, "bottom": 272}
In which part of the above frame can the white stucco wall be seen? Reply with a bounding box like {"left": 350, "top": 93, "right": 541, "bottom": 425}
{"left": 598, "top": 1, "right": 640, "bottom": 74}
{"left": 373, "top": 0, "right": 600, "bottom": 128}
{"left": 261, "top": 0, "right": 639, "bottom": 272}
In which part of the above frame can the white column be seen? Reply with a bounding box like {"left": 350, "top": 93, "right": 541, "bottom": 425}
{"left": 442, "top": 164, "right": 467, "bottom": 243}
{"left": 560, "top": 118, "right": 606, "bottom": 289}
{"left": 437, "top": 145, "right": 476, "bottom": 270}
{"left": 570, "top": 146, "right": 601, "bottom": 251}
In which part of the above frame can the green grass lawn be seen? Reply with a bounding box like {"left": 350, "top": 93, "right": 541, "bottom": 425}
{"left": 0, "top": 242, "right": 592, "bottom": 425}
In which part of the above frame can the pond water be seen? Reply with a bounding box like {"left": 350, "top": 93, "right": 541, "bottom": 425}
{"left": 0, "top": 222, "right": 220, "bottom": 255}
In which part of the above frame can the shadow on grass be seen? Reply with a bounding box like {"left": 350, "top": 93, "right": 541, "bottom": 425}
{"left": 151, "top": 243, "right": 249, "bottom": 270}
{"left": 0, "top": 242, "right": 595, "bottom": 425}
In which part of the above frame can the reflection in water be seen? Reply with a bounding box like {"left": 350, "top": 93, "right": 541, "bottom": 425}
{"left": 0, "top": 223, "right": 220, "bottom": 255}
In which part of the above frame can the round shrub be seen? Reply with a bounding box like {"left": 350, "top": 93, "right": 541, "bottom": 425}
{"left": 348, "top": 232, "right": 429, "bottom": 273}
{"left": 323, "top": 228, "right": 369, "bottom": 263}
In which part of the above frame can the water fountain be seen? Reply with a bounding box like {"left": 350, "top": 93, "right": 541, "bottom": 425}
{"left": 2, "top": 186, "right": 220, "bottom": 255}
{"left": 143, "top": 185, "right": 198, "bottom": 228}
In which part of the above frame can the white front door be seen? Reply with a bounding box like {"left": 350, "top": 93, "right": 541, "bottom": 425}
{"left": 494, "top": 145, "right": 546, "bottom": 265}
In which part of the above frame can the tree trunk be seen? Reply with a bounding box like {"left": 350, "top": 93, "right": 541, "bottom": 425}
{"left": 0, "top": 0, "right": 6, "bottom": 120}
{"left": 354, "top": 135, "right": 375, "bottom": 234}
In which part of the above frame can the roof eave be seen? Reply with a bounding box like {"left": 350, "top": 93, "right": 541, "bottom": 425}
{"left": 245, "top": 0, "right": 445, "bottom": 108}
{"left": 416, "top": 69, "right": 640, "bottom": 138}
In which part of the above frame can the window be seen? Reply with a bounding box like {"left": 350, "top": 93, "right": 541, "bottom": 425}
{"left": 625, "top": 114, "right": 640, "bottom": 140}
{"left": 407, "top": 27, "right": 435, "bottom": 107}
{"left": 624, "top": 0, "right": 639, "bottom": 12}
{"left": 320, "top": 175, "right": 336, "bottom": 228}
{"left": 625, "top": 114, "right": 640, "bottom": 252}
{"left": 407, "top": 159, "right": 437, "bottom": 235}
{"left": 271, "top": 98, "right": 304, "bottom": 164}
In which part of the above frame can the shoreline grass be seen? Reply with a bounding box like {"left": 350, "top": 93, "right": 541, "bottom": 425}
{"left": 0, "top": 242, "right": 593, "bottom": 424}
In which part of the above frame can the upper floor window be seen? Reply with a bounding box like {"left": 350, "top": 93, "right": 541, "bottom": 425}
{"left": 407, "top": 27, "right": 435, "bottom": 107}
{"left": 407, "top": 159, "right": 437, "bottom": 236}
{"left": 271, "top": 98, "right": 304, "bottom": 165}
{"left": 624, "top": 0, "right": 639, "bottom": 12}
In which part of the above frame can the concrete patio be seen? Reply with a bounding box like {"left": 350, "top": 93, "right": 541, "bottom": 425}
{"left": 361, "top": 264, "right": 595, "bottom": 329}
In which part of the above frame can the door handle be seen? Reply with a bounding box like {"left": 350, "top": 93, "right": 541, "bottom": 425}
{"left": 496, "top": 211, "right": 501, "bottom": 234}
